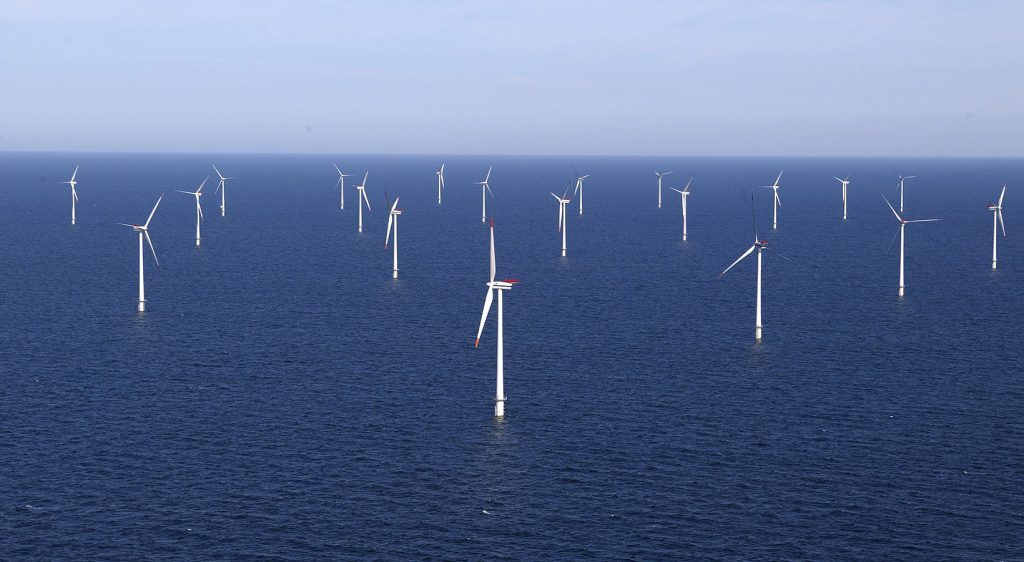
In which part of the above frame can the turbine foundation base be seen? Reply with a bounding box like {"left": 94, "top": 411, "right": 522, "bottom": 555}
{"left": 494, "top": 398, "right": 505, "bottom": 418}
{"left": 138, "top": 300, "right": 145, "bottom": 312}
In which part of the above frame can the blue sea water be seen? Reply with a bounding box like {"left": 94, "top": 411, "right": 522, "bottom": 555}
{"left": 1, "top": 152, "right": 1022, "bottom": 560}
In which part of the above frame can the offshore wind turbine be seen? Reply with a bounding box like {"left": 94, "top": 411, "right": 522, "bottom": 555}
{"left": 333, "top": 163, "right": 351, "bottom": 210}
{"left": 988, "top": 184, "right": 1007, "bottom": 270}
{"left": 476, "top": 166, "right": 493, "bottom": 222}
{"left": 718, "top": 195, "right": 789, "bottom": 341}
{"left": 62, "top": 165, "right": 80, "bottom": 225}
{"left": 883, "top": 195, "right": 939, "bottom": 297}
{"left": 895, "top": 170, "right": 916, "bottom": 213}
{"left": 572, "top": 165, "right": 589, "bottom": 215}
{"left": 436, "top": 163, "right": 446, "bottom": 205}
{"left": 834, "top": 174, "right": 851, "bottom": 220}
{"left": 669, "top": 177, "right": 693, "bottom": 241}
{"left": 354, "top": 171, "right": 371, "bottom": 233}
{"left": 474, "top": 219, "right": 518, "bottom": 418}
{"left": 174, "top": 176, "right": 208, "bottom": 247}
{"left": 655, "top": 170, "right": 673, "bottom": 208}
{"left": 212, "top": 164, "right": 234, "bottom": 217}
{"left": 551, "top": 185, "right": 572, "bottom": 257}
{"left": 384, "top": 192, "right": 403, "bottom": 278}
{"left": 118, "top": 194, "right": 163, "bottom": 312}
{"left": 760, "top": 170, "right": 783, "bottom": 229}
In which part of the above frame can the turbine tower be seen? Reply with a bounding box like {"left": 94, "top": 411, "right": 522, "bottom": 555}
{"left": 883, "top": 195, "right": 939, "bottom": 297}
{"left": 655, "top": 170, "right": 673, "bottom": 209}
{"left": 475, "top": 220, "right": 518, "bottom": 417}
{"left": 834, "top": 174, "right": 850, "bottom": 220}
{"left": 62, "top": 165, "right": 80, "bottom": 225}
{"left": 988, "top": 184, "right": 1007, "bottom": 270}
{"left": 212, "top": 164, "right": 234, "bottom": 217}
{"left": 551, "top": 186, "right": 572, "bottom": 257}
{"left": 334, "top": 163, "right": 351, "bottom": 210}
{"left": 475, "top": 166, "right": 493, "bottom": 223}
{"left": 669, "top": 177, "right": 693, "bottom": 241}
{"left": 118, "top": 194, "right": 163, "bottom": 312}
{"left": 354, "top": 171, "right": 371, "bottom": 233}
{"left": 385, "top": 193, "right": 403, "bottom": 279}
{"left": 760, "top": 170, "right": 783, "bottom": 229}
{"left": 174, "top": 176, "right": 208, "bottom": 247}
{"left": 436, "top": 163, "right": 446, "bottom": 205}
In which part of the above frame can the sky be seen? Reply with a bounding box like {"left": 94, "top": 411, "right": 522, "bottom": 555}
{"left": 1, "top": 1, "right": 1022, "bottom": 157}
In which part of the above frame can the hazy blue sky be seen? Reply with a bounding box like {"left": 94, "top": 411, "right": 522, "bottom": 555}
{"left": 2, "top": 1, "right": 1021, "bottom": 156}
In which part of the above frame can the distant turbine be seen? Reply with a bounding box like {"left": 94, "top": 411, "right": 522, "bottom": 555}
{"left": 474, "top": 219, "right": 519, "bottom": 418}
{"left": 988, "top": 184, "right": 1007, "bottom": 270}
{"left": 174, "top": 176, "right": 208, "bottom": 247}
{"left": 436, "top": 163, "right": 446, "bottom": 205}
{"left": 354, "top": 171, "right": 372, "bottom": 233}
{"left": 334, "top": 163, "right": 351, "bottom": 210}
{"left": 895, "top": 170, "right": 916, "bottom": 213}
{"left": 572, "top": 165, "right": 589, "bottom": 215}
{"left": 475, "top": 166, "right": 494, "bottom": 223}
{"left": 550, "top": 185, "right": 572, "bottom": 257}
{"left": 833, "top": 174, "right": 851, "bottom": 220}
{"left": 212, "top": 164, "right": 234, "bottom": 217}
{"left": 883, "top": 195, "right": 939, "bottom": 297}
{"left": 62, "top": 165, "right": 79, "bottom": 225}
{"left": 759, "top": 170, "right": 783, "bottom": 229}
{"left": 118, "top": 194, "right": 163, "bottom": 312}
{"left": 384, "top": 192, "right": 403, "bottom": 279}
{"left": 655, "top": 170, "right": 673, "bottom": 209}
{"left": 719, "top": 195, "right": 790, "bottom": 341}
{"left": 669, "top": 177, "right": 693, "bottom": 241}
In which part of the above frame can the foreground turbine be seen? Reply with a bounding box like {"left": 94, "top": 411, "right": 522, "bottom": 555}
{"left": 354, "top": 171, "right": 371, "bottom": 233}
{"left": 334, "top": 163, "right": 351, "bottom": 210}
{"left": 62, "top": 165, "right": 80, "bottom": 225}
{"left": 834, "top": 174, "right": 851, "bottom": 220}
{"left": 988, "top": 184, "right": 1007, "bottom": 270}
{"left": 119, "top": 194, "right": 163, "bottom": 312}
{"left": 655, "top": 170, "right": 673, "bottom": 209}
{"left": 476, "top": 166, "right": 494, "bottom": 222}
{"left": 669, "top": 177, "right": 693, "bottom": 241}
{"left": 436, "top": 163, "right": 446, "bottom": 205}
{"left": 384, "top": 193, "right": 402, "bottom": 278}
{"left": 551, "top": 187, "right": 572, "bottom": 256}
{"left": 212, "top": 164, "right": 234, "bottom": 217}
{"left": 174, "top": 176, "right": 208, "bottom": 247}
{"left": 883, "top": 195, "right": 939, "bottom": 297}
{"left": 760, "top": 170, "right": 784, "bottom": 229}
{"left": 474, "top": 220, "right": 518, "bottom": 418}
{"left": 719, "top": 195, "right": 789, "bottom": 341}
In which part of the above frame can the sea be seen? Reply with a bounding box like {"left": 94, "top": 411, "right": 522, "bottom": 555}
{"left": 1, "top": 153, "right": 1021, "bottom": 560}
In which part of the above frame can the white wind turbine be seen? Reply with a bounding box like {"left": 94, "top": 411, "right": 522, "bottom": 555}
{"left": 475, "top": 166, "right": 494, "bottom": 222}
{"left": 334, "top": 163, "right": 351, "bottom": 210}
{"left": 883, "top": 195, "right": 939, "bottom": 297}
{"left": 719, "top": 195, "right": 790, "bottom": 341}
{"left": 669, "top": 177, "right": 693, "bottom": 241}
{"left": 62, "top": 165, "right": 80, "bottom": 225}
{"left": 550, "top": 185, "right": 572, "bottom": 257}
{"left": 655, "top": 170, "right": 673, "bottom": 208}
{"left": 895, "top": 170, "right": 916, "bottom": 213}
{"left": 988, "top": 184, "right": 1007, "bottom": 270}
{"left": 834, "top": 174, "right": 851, "bottom": 220}
{"left": 436, "top": 163, "right": 446, "bottom": 205}
{"left": 118, "top": 194, "right": 163, "bottom": 312}
{"left": 572, "top": 165, "right": 589, "bottom": 215}
{"left": 474, "top": 219, "right": 519, "bottom": 418}
{"left": 175, "top": 176, "right": 208, "bottom": 247}
{"left": 212, "top": 164, "right": 234, "bottom": 217}
{"left": 760, "top": 170, "right": 783, "bottom": 229}
{"left": 384, "top": 192, "right": 403, "bottom": 279}
{"left": 354, "top": 171, "right": 371, "bottom": 233}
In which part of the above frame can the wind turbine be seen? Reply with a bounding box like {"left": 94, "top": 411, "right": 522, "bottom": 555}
{"left": 718, "top": 195, "right": 790, "bottom": 341}
{"left": 883, "top": 195, "right": 939, "bottom": 297}
{"left": 436, "top": 163, "right": 446, "bottom": 205}
{"left": 212, "top": 164, "right": 234, "bottom": 217}
{"left": 550, "top": 185, "right": 572, "bottom": 257}
{"left": 475, "top": 166, "right": 493, "bottom": 222}
{"left": 988, "top": 184, "right": 1007, "bottom": 270}
{"left": 118, "top": 194, "right": 163, "bottom": 312}
{"left": 655, "top": 170, "right": 673, "bottom": 208}
{"left": 572, "top": 165, "right": 589, "bottom": 215}
{"left": 174, "top": 176, "right": 208, "bottom": 247}
{"left": 669, "top": 177, "right": 693, "bottom": 241}
{"left": 384, "top": 192, "right": 403, "bottom": 279}
{"left": 760, "top": 170, "right": 783, "bottom": 229}
{"left": 474, "top": 219, "right": 519, "bottom": 418}
{"left": 834, "top": 174, "right": 851, "bottom": 220}
{"left": 334, "top": 163, "right": 351, "bottom": 210}
{"left": 62, "top": 165, "right": 80, "bottom": 225}
{"left": 354, "top": 171, "right": 371, "bottom": 233}
{"left": 895, "top": 170, "right": 916, "bottom": 213}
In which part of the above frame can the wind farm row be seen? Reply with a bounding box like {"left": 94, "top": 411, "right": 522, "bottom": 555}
{"left": 51, "top": 162, "right": 1009, "bottom": 418}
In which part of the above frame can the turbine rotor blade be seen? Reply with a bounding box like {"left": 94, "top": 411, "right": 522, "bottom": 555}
{"left": 489, "top": 221, "right": 496, "bottom": 282}
{"left": 719, "top": 245, "right": 756, "bottom": 277}
{"left": 882, "top": 195, "right": 903, "bottom": 222}
{"left": 998, "top": 210, "right": 1006, "bottom": 237}
{"left": 998, "top": 184, "right": 1006, "bottom": 207}
{"left": 144, "top": 230, "right": 160, "bottom": 268}
{"left": 144, "top": 194, "right": 163, "bottom": 228}
{"left": 475, "top": 288, "right": 494, "bottom": 347}
{"left": 385, "top": 213, "right": 394, "bottom": 247}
